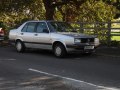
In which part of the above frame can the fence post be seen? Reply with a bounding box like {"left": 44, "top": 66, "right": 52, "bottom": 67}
{"left": 94, "top": 21, "right": 97, "bottom": 35}
{"left": 80, "top": 22, "right": 84, "bottom": 33}
{"left": 107, "top": 21, "right": 111, "bottom": 45}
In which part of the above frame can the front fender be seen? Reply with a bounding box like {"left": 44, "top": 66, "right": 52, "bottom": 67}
{"left": 52, "top": 39, "right": 67, "bottom": 49}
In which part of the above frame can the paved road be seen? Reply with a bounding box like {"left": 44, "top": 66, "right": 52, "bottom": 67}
{"left": 0, "top": 46, "right": 120, "bottom": 90}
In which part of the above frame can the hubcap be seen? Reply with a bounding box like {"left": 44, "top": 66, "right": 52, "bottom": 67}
{"left": 16, "top": 42, "right": 22, "bottom": 51}
{"left": 55, "top": 46, "right": 62, "bottom": 56}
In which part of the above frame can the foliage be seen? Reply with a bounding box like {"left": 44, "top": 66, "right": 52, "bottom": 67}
{"left": 53, "top": 0, "right": 118, "bottom": 22}
{"left": 110, "top": 40, "right": 120, "bottom": 47}
{"left": 42, "top": 0, "right": 87, "bottom": 20}
{"left": 0, "top": 0, "right": 45, "bottom": 30}
{"left": 102, "top": 0, "right": 120, "bottom": 18}
{"left": 77, "top": 0, "right": 117, "bottom": 22}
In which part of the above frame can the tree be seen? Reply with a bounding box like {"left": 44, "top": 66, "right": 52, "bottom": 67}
{"left": 42, "top": 0, "right": 87, "bottom": 20}
{"left": 0, "top": 0, "right": 118, "bottom": 30}
{"left": 0, "top": 0, "right": 45, "bottom": 30}
{"left": 0, "top": 0, "right": 33, "bottom": 13}
{"left": 102, "top": 0, "right": 120, "bottom": 18}
{"left": 42, "top": 0, "right": 117, "bottom": 21}
{"left": 77, "top": 0, "right": 117, "bottom": 22}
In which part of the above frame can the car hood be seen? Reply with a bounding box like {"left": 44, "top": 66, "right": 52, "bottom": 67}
{"left": 57, "top": 32, "right": 95, "bottom": 38}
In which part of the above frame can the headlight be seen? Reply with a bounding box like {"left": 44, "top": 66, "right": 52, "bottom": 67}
{"left": 74, "top": 38, "right": 81, "bottom": 43}
{"left": 95, "top": 38, "right": 99, "bottom": 42}
{"left": 94, "top": 38, "right": 100, "bottom": 46}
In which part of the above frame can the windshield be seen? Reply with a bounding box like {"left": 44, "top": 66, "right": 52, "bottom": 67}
{"left": 47, "top": 22, "right": 75, "bottom": 32}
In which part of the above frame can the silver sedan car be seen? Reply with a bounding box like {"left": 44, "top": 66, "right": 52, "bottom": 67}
{"left": 9, "top": 20, "right": 100, "bottom": 57}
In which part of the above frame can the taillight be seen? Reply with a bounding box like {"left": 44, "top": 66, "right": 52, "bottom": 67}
{"left": 0, "top": 29, "right": 4, "bottom": 35}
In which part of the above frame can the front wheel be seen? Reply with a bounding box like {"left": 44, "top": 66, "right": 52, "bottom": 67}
{"left": 53, "top": 44, "right": 66, "bottom": 58}
{"left": 15, "top": 40, "right": 25, "bottom": 52}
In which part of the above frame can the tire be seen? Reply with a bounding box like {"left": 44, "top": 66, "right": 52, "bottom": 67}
{"left": 15, "top": 40, "right": 25, "bottom": 52}
{"left": 53, "top": 43, "right": 66, "bottom": 58}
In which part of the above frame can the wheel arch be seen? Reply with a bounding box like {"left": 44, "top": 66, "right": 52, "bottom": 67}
{"left": 15, "top": 38, "right": 23, "bottom": 43}
{"left": 15, "top": 38, "right": 25, "bottom": 48}
{"left": 52, "top": 41, "right": 67, "bottom": 51}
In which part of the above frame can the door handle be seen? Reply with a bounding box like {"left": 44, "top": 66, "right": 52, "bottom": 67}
{"left": 21, "top": 33, "right": 24, "bottom": 35}
{"left": 34, "top": 33, "right": 38, "bottom": 36}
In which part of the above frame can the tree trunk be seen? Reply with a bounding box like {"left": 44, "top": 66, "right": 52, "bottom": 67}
{"left": 43, "top": 0, "right": 55, "bottom": 20}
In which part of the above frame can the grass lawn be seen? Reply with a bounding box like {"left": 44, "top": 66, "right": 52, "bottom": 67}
{"left": 111, "top": 36, "right": 120, "bottom": 41}
{"left": 111, "top": 32, "right": 120, "bottom": 41}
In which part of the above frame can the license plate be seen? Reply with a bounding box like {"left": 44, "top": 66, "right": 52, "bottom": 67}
{"left": 84, "top": 46, "right": 94, "bottom": 49}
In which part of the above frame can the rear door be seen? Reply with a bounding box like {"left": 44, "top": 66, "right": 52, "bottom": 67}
{"left": 19, "top": 22, "right": 37, "bottom": 47}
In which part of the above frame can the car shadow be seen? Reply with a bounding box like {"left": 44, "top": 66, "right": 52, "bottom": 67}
{"left": 24, "top": 48, "right": 98, "bottom": 60}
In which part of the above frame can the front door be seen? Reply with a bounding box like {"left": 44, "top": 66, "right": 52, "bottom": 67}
{"left": 33, "top": 22, "right": 52, "bottom": 49}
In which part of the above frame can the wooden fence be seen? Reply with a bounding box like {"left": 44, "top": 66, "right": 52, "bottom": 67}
{"left": 70, "top": 21, "right": 120, "bottom": 44}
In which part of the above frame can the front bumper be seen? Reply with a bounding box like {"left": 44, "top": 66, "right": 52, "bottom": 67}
{"left": 66, "top": 44, "right": 97, "bottom": 53}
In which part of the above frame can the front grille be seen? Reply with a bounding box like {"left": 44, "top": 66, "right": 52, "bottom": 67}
{"left": 81, "top": 38, "right": 94, "bottom": 43}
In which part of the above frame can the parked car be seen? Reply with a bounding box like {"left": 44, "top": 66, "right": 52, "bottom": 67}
{"left": 0, "top": 28, "right": 5, "bottom": 41}
{"left": 9, "top": 20, "right": 100, "bottom": 57}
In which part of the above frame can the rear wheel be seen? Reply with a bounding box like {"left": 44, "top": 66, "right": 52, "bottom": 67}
{"left": 15, "top": 40, "right": 25, "bottom": 52}
{"left": 53, "top": 44, "right": 66, "bottom": 58}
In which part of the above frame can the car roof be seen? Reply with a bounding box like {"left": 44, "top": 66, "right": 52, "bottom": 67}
{"left": 26, "top": 20, "right": 63, "bottom": 23}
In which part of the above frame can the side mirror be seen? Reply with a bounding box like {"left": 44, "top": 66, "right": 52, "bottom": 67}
{"left": 43, "top": 29, "right": 49, "bottom": 33}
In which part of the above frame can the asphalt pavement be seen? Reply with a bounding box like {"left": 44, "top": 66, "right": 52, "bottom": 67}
{"left": 96, "top": 46, "right": 120, "bottom": 57}
{"left": 0, "top": 45, "right": 120, "bottom": 90}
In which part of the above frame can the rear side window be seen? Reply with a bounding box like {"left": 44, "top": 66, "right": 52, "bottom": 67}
{"left": 21, "top": 22, "right": 37, "bottom": 32}
{"left": 22, "top": 23, "right": 28, "bottom": 32}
